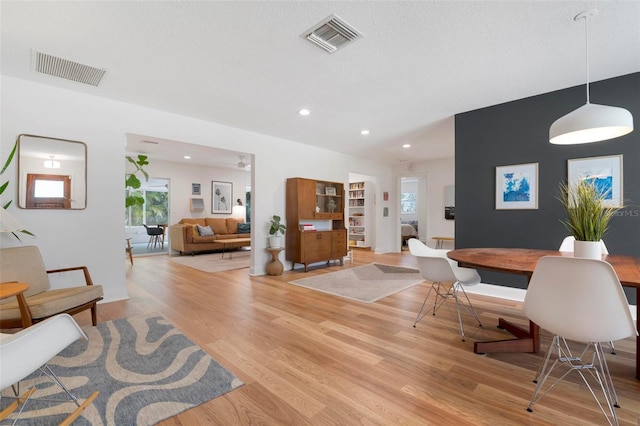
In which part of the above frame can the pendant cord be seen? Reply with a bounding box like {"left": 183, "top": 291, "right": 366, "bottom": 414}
{"left": 584, "top": 15, "right": 590, "bottom": 104}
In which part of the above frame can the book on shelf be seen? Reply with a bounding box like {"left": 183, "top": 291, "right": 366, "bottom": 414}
{"left": 300, "top": 224, "right": 317, "bottom": 231}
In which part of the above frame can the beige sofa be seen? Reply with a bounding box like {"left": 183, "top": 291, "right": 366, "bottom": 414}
{"left": 169, "top": 217, "right": 251, "bottom": 255}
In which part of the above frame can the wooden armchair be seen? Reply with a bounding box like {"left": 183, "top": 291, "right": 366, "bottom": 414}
{"left": 0, "top": 246, "right": 103, "bottom": 329}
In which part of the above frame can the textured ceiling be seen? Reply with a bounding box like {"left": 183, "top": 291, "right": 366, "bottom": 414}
{"left": 2, "top": 1, "right": 639, "bottom": 166}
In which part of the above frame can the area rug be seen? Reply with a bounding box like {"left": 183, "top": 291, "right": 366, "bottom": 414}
{"left": 0, "top": 313, "right": 243, "bottom": 425}
{"left": 168, "top": 251, "right": 250, "bottom": 273}
{"left": 288, "top": 263, "right": 423, "bottom": 303}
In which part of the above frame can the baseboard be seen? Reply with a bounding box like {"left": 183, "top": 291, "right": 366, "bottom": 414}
{"left": 467, "top": 282, "right": 637, "bottom": 321}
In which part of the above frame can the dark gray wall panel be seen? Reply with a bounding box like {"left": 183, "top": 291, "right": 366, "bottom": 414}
{"left": 455, "top": 72, "right": 639, "bottom": 301}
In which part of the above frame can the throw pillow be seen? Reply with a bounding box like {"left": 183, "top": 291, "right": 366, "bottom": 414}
{"left": 237, "top": 222, "right": 251, "bottom": 234}
{"left": 196, "top": 224, "right": 214, "bottom": 236}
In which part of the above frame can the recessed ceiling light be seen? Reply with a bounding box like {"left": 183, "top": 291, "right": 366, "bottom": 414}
{"left": 360, "top": 129, "right": 370, "bottom": 135}
{"left": 183, "top": 155, "right": 191, "bottom": 159}
{"left": 402, "top": 144, "right": 411, "bottom": 148}
{"left": 298, "top": 109, "right": 311, "bottom": 116}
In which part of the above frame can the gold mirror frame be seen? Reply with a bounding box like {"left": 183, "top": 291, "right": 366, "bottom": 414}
{"left": 17, "top": 134, "right": 87, "bottom": 209}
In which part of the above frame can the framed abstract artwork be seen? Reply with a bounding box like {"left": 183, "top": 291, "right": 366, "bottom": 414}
{"left": 211, "top": 181, "right": 232, "bottom": 214}
{"left": 495, "top": 163, "right": 538, "bottom": 210}
{"left": 568, "top": 155, "right": 623, "bottom": 207}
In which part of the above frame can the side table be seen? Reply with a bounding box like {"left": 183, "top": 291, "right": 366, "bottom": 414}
{"left": 266, "top": 247, "right": 284, "bottom": 276}
{"left": 0, "top": 282, "right": 32, "bottom": 327}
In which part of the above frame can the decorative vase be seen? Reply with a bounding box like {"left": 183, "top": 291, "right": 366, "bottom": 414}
{"left": 573, "top": 240, "right": 602, "bottom": 259}
{"left": 269, "top": 235, "right": 283, "bottom": 248}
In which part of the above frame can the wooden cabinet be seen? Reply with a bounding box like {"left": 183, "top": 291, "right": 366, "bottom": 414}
{"left": 286, "top": 177, "right": 347, "bottom": 272}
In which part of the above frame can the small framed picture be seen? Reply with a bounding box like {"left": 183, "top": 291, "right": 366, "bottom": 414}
{"left": 211, "top": 181, "right": 233, "bottom": 214}
{"left": 192, "top": 183, "right": 201, "bottom": 195}
{"left": 495, "top": 163, "right": 538, "bottom": 210}
{"left": 325, "top": 187, "right": 336, "bottom": 196}
{"left": 383, "top": 191, "right": 389, "bottom": 201}
{"left": 568, "top": 155, "right": 623, "bottom": 207}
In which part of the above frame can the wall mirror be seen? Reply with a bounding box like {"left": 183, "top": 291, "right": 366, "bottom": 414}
{"left": 17, "top": 134, "right": 87, "bottom": 209}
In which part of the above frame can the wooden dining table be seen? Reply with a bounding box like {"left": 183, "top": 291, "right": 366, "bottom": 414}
{"left": 447, "top": 248, "right": 640, "bottom": 379}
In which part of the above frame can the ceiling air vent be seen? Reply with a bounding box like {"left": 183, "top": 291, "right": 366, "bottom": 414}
{"left": 302, "top": 14, "right": 362, "bottom": 53}
{"left": 33, "top": 51, "right": 106, "bottom": 87}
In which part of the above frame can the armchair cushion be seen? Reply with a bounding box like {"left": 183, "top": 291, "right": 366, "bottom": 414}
{"left": 0, "top": 246, "right": 103, "bottom": 328}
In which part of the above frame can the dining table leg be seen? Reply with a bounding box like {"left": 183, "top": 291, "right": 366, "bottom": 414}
{"left": 474, "top": 318, "right": 540, "bottom": 354}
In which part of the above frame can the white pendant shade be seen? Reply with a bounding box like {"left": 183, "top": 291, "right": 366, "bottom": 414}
{"left": 549, "top": 102, "right": 634, "bottom": 145}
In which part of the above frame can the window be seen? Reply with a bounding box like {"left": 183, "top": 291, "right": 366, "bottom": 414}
{"left": 401, "top": 192, "right": 416, "bottom": 213}
{"left": 125, "top": 189, "right": 168, "bottom": 226}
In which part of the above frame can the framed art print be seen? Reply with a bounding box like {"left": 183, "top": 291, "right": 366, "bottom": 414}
{"left": 211, "top": 181, "right": 232, "bottom": 214}
{"left": 495, "top": 163, "right": 538, "bottom": 210}
{"left": 568, "top": 155, "right": 623, "bottom": 207}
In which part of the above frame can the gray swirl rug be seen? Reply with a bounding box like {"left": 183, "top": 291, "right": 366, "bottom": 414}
{"left": 0, "top": 313, "right": 243, "bottom": 425}
{"left": 288, "top": 263, "right": 423, "bottom": 303}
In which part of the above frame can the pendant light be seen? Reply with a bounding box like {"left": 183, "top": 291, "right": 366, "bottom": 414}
{"left": 44, "top": 155, "right": 60, "bottom": 169}
{"left": 549, "top": 9, "right": 633, "bottom": 145}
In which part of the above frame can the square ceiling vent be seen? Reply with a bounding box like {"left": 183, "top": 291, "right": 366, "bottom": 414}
{"left": 33, "top": 51, "right": 106, "bottom": 87}
{"left": 302, "top": 14, "right": 363, "bottom": 53}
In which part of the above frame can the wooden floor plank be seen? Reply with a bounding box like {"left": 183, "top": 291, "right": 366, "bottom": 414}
{"left": 66, "top": 249, "right": 639, "bottom": 425}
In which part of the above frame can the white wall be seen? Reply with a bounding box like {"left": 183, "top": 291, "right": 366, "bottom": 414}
{"left": 1, "top": 76, "right": 394, "bottom": 303}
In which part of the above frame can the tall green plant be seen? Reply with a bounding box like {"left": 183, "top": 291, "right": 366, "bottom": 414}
{"left": 558, "top": 180, "right": 619, "bottom": 241}
{"left": 1, "top": 139, "right": 34, "bottom": 239}
{"left": 125, "top": 155, "right": 149, "bottom": 208}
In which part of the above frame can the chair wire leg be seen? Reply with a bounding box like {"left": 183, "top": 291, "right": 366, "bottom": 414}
{"left": 453, "top": 283, "right": 482, "bottom": 326}
{"left": 413, "top": 284, "right": 436, "bottom": 327}
{"left": 40, "top": 364, "right": 81, "bottom": 407}
{"left": 528, "top": 338, "right": 620, "bottom": 426}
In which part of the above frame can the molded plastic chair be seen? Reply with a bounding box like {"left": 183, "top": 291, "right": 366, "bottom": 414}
{"left": 558, "top": 236, "right": 616, "bottom": 354}
{"left": 408, "top": 238, "right": 482, "bottom": 341}
{"left": 558, "top": 236, "right": 608, "bottom": 254}
{"left": 0, "top": 314, "right": 99, "bottom": 424}
{"left": 143, "top": 224, "right": 165, "bottom": 249}
{"left": 523, "top": 256, "right": 637, "bottom": 425}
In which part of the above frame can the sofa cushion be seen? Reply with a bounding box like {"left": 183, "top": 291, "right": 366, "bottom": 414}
{"left": 196, "top": 224, "right": 214, "bottom": 236}
{"left": 225, "top": 218, "right": 243, "bottom": 234}
{"left": 237, "top": 222, "right": 251, "bottom": 234}
{"left": 191, "top": 235, "right": 219, "bottom": 243}
{"left": 205, "top": 218, "right": 228, "bottom": 235}
{"left": 180, "top": 218, "right": 206, "bottom": 227}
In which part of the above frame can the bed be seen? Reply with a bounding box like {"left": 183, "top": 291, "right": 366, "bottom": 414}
{"left": 401, "top": 223, "right": 418, "bottom": 244}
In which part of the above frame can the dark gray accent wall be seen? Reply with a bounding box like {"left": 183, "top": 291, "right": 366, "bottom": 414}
{"left": 455, "top": 72, "right": 639, "bottom": 301}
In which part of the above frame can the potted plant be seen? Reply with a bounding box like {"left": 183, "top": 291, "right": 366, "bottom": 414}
{"left": 558, "top": 179, "right": 619, "bottom": 259}
{"left": 268, "top": 215, "right": 286, "bottom": 248}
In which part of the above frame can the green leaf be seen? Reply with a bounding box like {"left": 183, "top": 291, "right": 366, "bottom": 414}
{"left": 0, "top": 181, "right": 8, "bottom": 196}
{"left": 126, "top": 174, "right": 141, "bottom": 189}
{"left": 0, "top": 140, "right": 17, "bottom": 176}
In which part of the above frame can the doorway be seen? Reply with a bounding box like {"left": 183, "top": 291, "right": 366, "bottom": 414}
{"left": 400, "top": 176, "right": 427, "bottom": 250}
{"left": 125, "top": 177, "right": 170, "bottom": 256}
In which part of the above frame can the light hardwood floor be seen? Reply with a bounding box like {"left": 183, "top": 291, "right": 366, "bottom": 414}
{"left": 76, "top": 249, "right": 639, "bottom": 425}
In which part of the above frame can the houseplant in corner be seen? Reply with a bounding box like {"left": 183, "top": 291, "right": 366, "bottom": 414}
{"left": 559, "top": 179, "right": 619, "bottom": 259}
{"left": 268, "top": 215, "right": 286, "bottom": 248}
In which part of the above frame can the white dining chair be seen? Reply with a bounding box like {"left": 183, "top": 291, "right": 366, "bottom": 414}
{"left": 0, "top": 314, "right": 99, "bottom": 424}
{"left": 408, "top": 238, "right": 482, "bottom": 341}
{"left": 523, "top": 256, "right": 637, "bottom": 425}
{"left": 558, "top": 236, "right": 616, "bottom": 354}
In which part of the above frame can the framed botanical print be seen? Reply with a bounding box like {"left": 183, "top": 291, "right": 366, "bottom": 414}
{"left": 211, "top": 181, "right": 232, "bottom": 214}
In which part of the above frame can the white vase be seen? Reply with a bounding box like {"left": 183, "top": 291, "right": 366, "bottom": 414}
{"left": 268, "top": 235, "right": 283, "bottom": 248}
{"left": 573, "top": 240, "right": 602, "bottom": 259}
